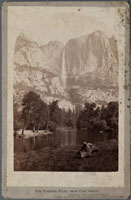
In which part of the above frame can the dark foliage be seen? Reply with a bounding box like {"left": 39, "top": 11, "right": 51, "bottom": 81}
{"left": 14, "top": 91, "right": 118, "bottom": 136}
{"left": 14, "top": 91, "right": 76, "bottom": 133}
{"left": 77, "top": 101, "right": 118, "bottom": 135}
{"left": 14, "top": 101, "right": 22, "bottom": 135}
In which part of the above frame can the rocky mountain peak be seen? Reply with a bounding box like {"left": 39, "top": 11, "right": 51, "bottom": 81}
{"left": 15, "top": 33, "right": 38, "bottom": 52}
{"left": 64, "top": 31, "right": 118, "bottom": 86}
{"left": 14, "top": 30, "right": 118, "bottom": 109}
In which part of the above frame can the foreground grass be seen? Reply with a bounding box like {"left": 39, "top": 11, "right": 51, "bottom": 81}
{"left": 14, "top": 139, "right": 118, "bottom": 172}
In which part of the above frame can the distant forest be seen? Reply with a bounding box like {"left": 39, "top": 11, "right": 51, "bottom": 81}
{"left": 14, "top": 91, "right": 118, "bottom": 136}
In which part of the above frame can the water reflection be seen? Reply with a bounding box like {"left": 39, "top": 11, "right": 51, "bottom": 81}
{"left": 14, "top": 129, "right": 117, "bottom": 153}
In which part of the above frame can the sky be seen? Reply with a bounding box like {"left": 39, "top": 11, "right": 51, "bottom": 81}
{"left": 8, "top": 4, "right": 126, "bottom": 46}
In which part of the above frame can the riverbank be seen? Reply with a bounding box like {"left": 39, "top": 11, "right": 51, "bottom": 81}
{"left": 15, "top": 129, "right": 53, "bottom": 138}
{"left": 14, "top": 139, "right": 118, "bottom": 171}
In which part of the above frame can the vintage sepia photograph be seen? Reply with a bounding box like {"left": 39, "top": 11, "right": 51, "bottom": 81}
{"left": 2, "top": 1, "right": 130, "bottom": 199}
{"left": 13, "top": 4, "right": 120, "bottom": 172}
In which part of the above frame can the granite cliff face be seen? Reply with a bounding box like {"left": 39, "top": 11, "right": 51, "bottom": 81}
{"left": 14, "top": 33, "right": 72, "bottom": 109}
{"left": 14, "top": 31, "right": 118, "bottom": 109}
{"left": 15, "top": 33, "right": 64, "bottom": 75}
{"left": 64, "top": 31, "right": 118, "bottom": 87}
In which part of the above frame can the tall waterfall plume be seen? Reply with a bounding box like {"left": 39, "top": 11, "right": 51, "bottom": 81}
{"left": 61, "top": 48, "right": 67, "bottom": 88}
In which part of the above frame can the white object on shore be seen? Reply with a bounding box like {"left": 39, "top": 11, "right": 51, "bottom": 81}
{"left": 16, "top": 129, "right": 53, "bottom": 138}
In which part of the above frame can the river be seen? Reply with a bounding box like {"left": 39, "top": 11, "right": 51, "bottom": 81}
{"left": 14, "top": 128, "right": 117, "bottom": 153}
{"left": 14, "top": 129, "right": 115, "bottom": 152}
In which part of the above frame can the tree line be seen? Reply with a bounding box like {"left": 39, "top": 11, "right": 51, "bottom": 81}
{"left": 77, "top": 102, "right": 118, "bottom": 134}
{"left": 14, "top": 91, "right": 76, "bottom": 135}
{"left": 14, "top": 91, "right": 118, "bottom": 136}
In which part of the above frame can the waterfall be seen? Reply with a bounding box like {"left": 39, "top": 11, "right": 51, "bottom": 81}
{"left": 61, "top": 49, "right": 66, "bottom": 88}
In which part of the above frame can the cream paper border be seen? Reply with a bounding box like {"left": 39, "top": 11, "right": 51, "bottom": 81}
{"left": 2, "top": 1, "right": 130, "bottom": 199}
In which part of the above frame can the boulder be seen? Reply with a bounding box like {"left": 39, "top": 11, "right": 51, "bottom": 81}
{"left": 76, "top": 142, "right": 99, "bottom": 158}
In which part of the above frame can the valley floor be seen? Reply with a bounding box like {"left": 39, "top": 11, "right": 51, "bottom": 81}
{"left": 14, "top": 140, "right": 118, "bottom": 172}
